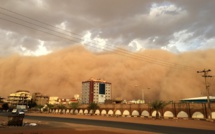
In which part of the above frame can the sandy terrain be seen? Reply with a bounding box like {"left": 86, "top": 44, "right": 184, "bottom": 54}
{"left": 0, "top": 113, "right": 215, "bottom": 134}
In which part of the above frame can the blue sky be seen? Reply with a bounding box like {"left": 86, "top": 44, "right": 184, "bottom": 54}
{"left": 0, "top": 0, "right": 214, "bottom": 56}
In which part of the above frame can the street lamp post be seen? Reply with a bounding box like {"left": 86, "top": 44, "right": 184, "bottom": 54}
{"left": 135, "top": 85, "right": 150, "bottom": 103}
{"left": 142, "top": 89, "right": 144, "bottom": 100}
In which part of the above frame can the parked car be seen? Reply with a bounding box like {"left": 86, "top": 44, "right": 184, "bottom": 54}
{"left": 11, "top": 109, "right": 17, "bottom": 114}
{"left": 11, "top": 109, "right": 25, "bottom": 116}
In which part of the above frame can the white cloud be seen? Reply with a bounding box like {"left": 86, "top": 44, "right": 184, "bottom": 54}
{"left": 149, "top": 3, "right": 183, "bottom": 17}
{"left": 20, "top": 40, "right": 51, "bottom": 56}
{"left": 56, "top": 21, "right": 67, "bottom": 30}
{"left": 163, "top": 30, "right": 195, "bottom": 52}
{"left": 128, "top": 36, "right": 160, "bottom": 52}
{"left": 199, "top": 38, "right": 215, "bottom": 50}
{"left": 81, "top": 31, "right": 110, "bottom": 52}
{"left": 163, "top": 29, "right": 215, "bottom": 53}
{"left": 146, "top": 2, "right": 188, "bottom": 24}
{"left": 0, "top": 0, "right": 214, "bottom": 56}
{"left": 128, "top": 39, "right": 145, "bottom": 51}
{"left": 34, "top": 0, "right": 47, "bottom": 9}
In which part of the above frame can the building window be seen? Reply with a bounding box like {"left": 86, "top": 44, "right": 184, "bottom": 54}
{"left": 99, "top": 83, "right": 105, "bottom": 94}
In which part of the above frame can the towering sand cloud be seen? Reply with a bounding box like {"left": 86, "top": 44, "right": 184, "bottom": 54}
{"left": 0, "top": 45, "right": 214, "bottom": 101}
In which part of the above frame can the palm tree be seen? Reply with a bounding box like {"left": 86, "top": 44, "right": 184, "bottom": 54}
{"left": 87, "top": 102, "right": 99, "bottom": 115}
{"left": 70, "top": 103, "right": 79, "bottom": 114}
{"left": 46, "top": 104, "right": 54, "bottom": 109}
{"left": 55, "top": 104, "right": 66, "bottom": 114}
{"left": 150, "top": 100, "right": 168, "bottom": 119}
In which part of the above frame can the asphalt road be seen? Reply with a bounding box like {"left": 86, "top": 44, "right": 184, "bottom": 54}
{"left": 1, "top": 113, "right": 215, "bottom": 134}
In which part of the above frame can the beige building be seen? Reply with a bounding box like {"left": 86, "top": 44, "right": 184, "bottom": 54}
{"left": 32, "top": 92, "right": 49, "bottom": 106}
{"left": 49, "top": 96, "right": 79, "bottom": 105}
{"left": 82, "top": 78, "right": 112, "bottom": 104}
{"left": 48, "top": 96, "right": 59, "bottom": 105}
{"left": 0, "top": 96, "right": 4, "bottom": 102}
{"left": 7, "top": 90, "right": 32, "bottom": 107}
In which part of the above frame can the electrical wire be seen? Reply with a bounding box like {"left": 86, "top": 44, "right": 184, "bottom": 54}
{"left": 0, "top": 7, "right": 204, "bottom": 71}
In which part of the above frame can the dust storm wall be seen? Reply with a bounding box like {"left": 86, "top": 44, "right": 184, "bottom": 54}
{"left": 0, "top": 45, "right": 214, "bottom": 101}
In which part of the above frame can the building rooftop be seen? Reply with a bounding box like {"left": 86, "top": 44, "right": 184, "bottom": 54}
{"left": 180, "top": 96, "right": 215, "bottom": 103}
{"left": 16, "top": 90, "right": 30, "bottom": 93}
{"left": 82, "top": 77, "right": 111, "bottom": 84}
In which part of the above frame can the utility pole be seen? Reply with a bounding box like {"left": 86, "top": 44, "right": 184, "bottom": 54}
{"left": 142, "top": 89, "right": 144, "bottom": 100}
{"left": 197, "top": 69, "right": 212, "bottom": 120}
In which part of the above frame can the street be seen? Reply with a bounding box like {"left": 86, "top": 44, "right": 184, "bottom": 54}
{"left": 0, "top": 112, "right": 215, "bottom": 134}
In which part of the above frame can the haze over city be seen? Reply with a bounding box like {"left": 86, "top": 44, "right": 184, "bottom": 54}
{"left": 0, "top": 0, "right": 215, "bottom": 100}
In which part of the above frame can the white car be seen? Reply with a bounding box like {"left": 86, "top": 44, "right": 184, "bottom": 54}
{"left": 18, "top": 110, "right": 25, "bottom": 115}
{"left": 11, "top": 109, "right": 25, "bottom": 116}
{"left": 11, "top": 109, "right": 18, "bottom": 114}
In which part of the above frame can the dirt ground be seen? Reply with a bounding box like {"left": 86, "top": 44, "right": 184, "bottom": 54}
{"left": 0, "top": 113, "right": 215, "bottom": 134}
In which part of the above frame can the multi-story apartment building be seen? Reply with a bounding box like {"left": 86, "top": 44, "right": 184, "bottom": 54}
{"left": 82, "top": 78, "right": 112, "bottom": 104}
{"left": 49, "top": 96, "right": 59, "bottom": 105}
{"left": 32, "top": 92, "right": 49, "bottom": 106}
{"left": 7, "top": 90, "right": 32, "bottom": 107}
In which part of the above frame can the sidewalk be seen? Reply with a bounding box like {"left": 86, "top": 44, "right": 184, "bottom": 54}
{"left": 26, "top": 112, "right": 215, "bottom": 130}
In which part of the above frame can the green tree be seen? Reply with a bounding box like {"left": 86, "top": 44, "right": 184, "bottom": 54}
{"left": 70, "top": 103, "right": 79, "bottom": 114}
{"left": 2, "top": 103, "right": 9, "bottom": 110}
{"left": 56, "top": 104, "right": 66, "bottom": 109}
{"left": 36, "top": 105, "right": 44, "bottom": 112}
{"left": 150, "top": 100, "right": 168, "bottom": 119}
{"left": 87, "top": 102, "right": 99, "bottom": 115}
{"left": 47, "top": 104, "right": 54, "bottom": 109}
{"left": 28, "top": 101, "right": 37, "bottom": 108}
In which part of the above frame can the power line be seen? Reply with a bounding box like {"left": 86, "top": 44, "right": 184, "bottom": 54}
{"left": 0, "top": 7, "right": 197, "bottom": 70}
{"left": 0, "top": 7, "right": 200, "bottom": 71}
{"left": 0, "top": 11, "right": 81, "bottom": 41}
{"left": 0, "top": 19, "right": 195, "bottom": 71}
{"left": 0, "top": 6, "right": 80, "bottom": 37}
{"left": 0, "top": 17, "right": 78, "bottom": 44}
